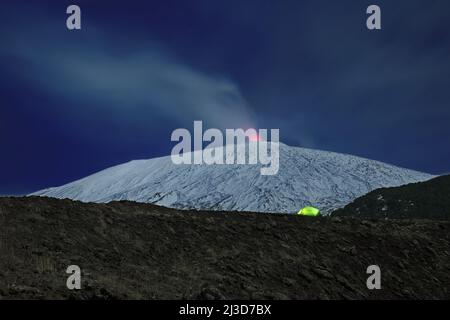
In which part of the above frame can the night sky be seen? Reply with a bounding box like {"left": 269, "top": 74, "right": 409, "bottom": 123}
{"left": 1, "top": 0, "right": 449, "bottom": 195}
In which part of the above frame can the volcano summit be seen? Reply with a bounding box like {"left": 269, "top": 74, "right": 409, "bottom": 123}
{"left": 31, "top": 143, "right": 433, "bottom": 214}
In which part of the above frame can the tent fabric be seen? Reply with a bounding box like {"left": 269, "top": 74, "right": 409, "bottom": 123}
{"left": 297, "top": 206, "right": 320, "bottom": 216}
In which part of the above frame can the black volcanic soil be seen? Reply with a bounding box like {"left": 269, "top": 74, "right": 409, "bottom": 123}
{"left": 0, "top": 196, "right": 449, "bottom": 300}
{"left": 333, "top": 175, "right": 450, "bottom": 220}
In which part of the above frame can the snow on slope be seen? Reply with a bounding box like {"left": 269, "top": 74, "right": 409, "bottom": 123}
{"left": 30, "top": 142, "right": 434, "bottom": 214}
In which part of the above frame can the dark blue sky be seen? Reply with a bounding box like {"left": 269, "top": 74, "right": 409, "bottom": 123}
{"left": 1, "top": 0, "right": 450, "bottom": 195}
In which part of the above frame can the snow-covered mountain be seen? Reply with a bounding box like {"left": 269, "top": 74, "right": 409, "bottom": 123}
{"left": 31, "top": 142, "right": 434, "bottom": 214}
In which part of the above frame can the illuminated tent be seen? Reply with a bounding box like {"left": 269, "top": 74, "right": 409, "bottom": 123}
{"left": 297, "top": 206, "right": 320, "bottom": 216}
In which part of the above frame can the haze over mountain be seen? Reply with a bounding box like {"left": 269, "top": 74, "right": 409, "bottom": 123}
{"left": 31, "top": 143, "right": 434, "bottom": 214}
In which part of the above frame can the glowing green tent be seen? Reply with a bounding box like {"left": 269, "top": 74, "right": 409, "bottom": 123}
{"left": 297, "top": 206, "right": 320, "bottom": 216}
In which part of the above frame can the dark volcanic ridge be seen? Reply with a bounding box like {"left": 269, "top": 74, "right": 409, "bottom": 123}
{"left": 332, "top": 175, "right": 450, "bottom": 220}
{"left": 0, "top": 196, "right": 449, "bottom": 299}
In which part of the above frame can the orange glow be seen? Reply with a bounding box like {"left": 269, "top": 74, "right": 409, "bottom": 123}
{"left": 249, "top": 133, "right": 262, "bottom": 142}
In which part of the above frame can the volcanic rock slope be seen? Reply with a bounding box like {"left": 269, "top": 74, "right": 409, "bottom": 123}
{"left": 0, "top": 197, "right": 449, "bottom": 299}
{"left": 333, "top": 175, "right": 450, "bottom": 220}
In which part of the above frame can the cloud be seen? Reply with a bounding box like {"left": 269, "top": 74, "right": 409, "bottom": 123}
{"left": 0, "top": 7, "right": 256, "bottom": 130}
